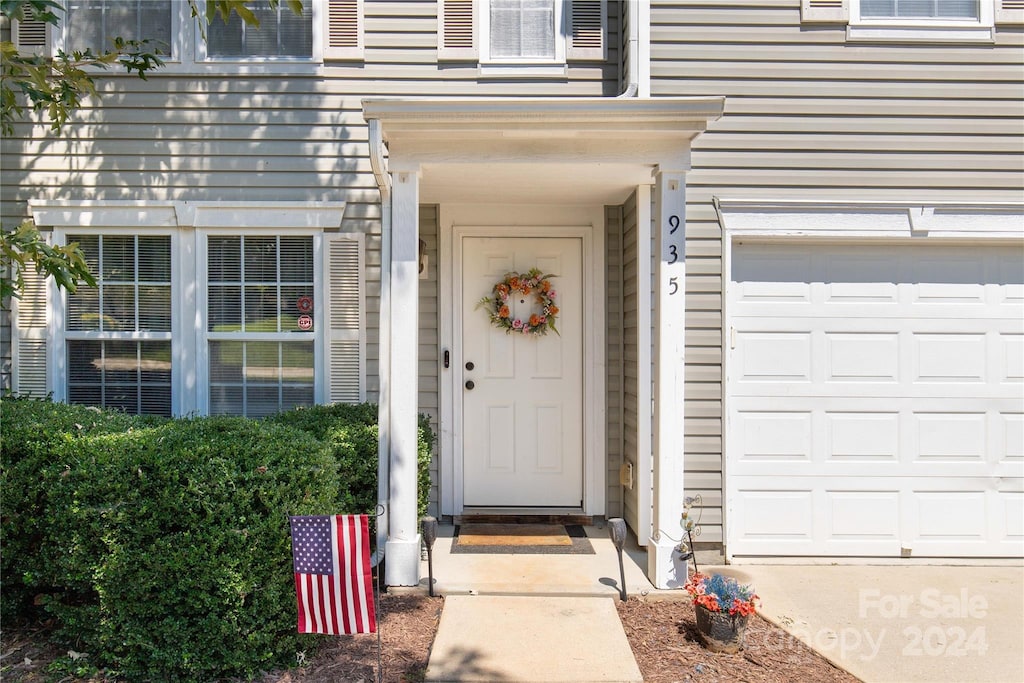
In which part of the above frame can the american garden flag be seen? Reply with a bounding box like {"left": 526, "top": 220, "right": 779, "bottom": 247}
{"left": 289, "top": 514, "right": 376, "bottom": 634}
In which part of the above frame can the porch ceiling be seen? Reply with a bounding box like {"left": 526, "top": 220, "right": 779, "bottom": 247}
{"left": 362, "top": 97, "right": 725, "bottom": 205}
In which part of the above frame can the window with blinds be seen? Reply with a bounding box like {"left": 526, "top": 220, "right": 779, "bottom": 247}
{"left": 207, "top": 1, "right": 313, "bottom": 58}
{"left": 65, "top": 234, "right": 173, "bottom": 416}
{"left": 861, "top": 0, "right": 979, "bottom": 18}
{"left": 207, "top": 235, "right": 315, "bottom": 417}
{"left": 65, "top": 0, "right": 172, "bottom": 54}
{"left": 489, "top": 0, "right": 556, "bottom": 59}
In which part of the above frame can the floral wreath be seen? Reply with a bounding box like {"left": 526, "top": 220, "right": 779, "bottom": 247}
{"left": 477, "top": 268, "right": 559, "bottom": 336}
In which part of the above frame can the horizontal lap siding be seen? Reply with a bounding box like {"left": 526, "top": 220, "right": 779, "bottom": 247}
{"left": 606, "top": 205, "right": 624, "bottom": 519}
{"left": 651, "top": 0, "right": 1024, "bottom": 546}
{"left": 620, "top": 190, "right": 641, "bottom": 534}
{"left": 1, "top": 1, "right": 619, "bottom": 403}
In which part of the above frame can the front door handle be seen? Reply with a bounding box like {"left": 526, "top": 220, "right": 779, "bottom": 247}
{"left": 465, "top": 380, "right": 475, "bottom": 390}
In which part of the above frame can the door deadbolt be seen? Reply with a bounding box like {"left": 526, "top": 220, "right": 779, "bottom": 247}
{"left": 465, "top": 361, "right": 475, "bottom": 371}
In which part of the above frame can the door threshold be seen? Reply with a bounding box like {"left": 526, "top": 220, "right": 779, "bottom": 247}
{"left": 456, "top": 508, "right": 593, "bottom": 526}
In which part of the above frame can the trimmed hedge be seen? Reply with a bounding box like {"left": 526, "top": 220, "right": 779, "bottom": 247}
{"left": 0, "top": 398, "right": 435, "bottom": 680}
{"left": 0, "top": 398, "right": 163, "bottom": 622}
{"left": 268, "top": 403, "right": 434, "bottom": 519}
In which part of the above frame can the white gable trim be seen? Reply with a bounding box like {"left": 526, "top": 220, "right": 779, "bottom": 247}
{"left": 30, "top": 200, "right": 347, "bottom": 230}
{"left": 715, "top": 200, "right": 1024, "bottom": 241}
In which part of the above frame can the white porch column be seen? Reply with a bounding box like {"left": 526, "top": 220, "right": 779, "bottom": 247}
{"left": 384, "top": 165, "right": 422, "bottom": 586}
{"left": 648, "top": 167, "right": 689, "bottom": 589}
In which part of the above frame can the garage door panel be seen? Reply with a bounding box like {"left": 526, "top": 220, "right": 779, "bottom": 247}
{"left": 730, "top": 478, "right": 1024, "bottom": 557}
{"left": 1003, "top": 334, "right": 1023, "bottom": 381}
{"left": 727, "top": 242, "right": 1024, "bottom": 558}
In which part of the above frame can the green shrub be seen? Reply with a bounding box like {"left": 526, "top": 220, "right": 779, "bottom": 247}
{"left": 37, "top": 416, "right": 341, "bottom": 680}
{"left": 268, "top": 403, "right": 435, "bottom": 519}
{"left": 0, "top": 397, "right": 162, "bottom": 621}
{"left": 0, "top": 399, "right": 435, "bottom": 680}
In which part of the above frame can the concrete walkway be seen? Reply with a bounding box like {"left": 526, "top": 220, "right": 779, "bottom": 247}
{"left": 425, "top": 596, "right": 642, "bottom": 682}
{"left": 418, "top": 524, "right": 1024, "bottom": 682}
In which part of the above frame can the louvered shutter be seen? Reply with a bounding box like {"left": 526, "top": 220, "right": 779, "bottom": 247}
{"left": 12, "top": 15, "right": 50, "bottom": 55}
{"left": 438, "top": 0, "right": 478, "bottom": 61}
{"left": 995, "top": 0, "right": 1024, "bottom": 24}
{"left": 801, "top": 0, "right": 849, "bottom": 22}
{"left": 323, "top": 233, "right": 365, "bottom": 403}
{"left": 567, "top": 0, "right": 605, "bottom": 61}
{"left": 12, "top": 260, "right": 48, "bottom": 397}
{"left": 323, "top": 0, "right": 364, "bottom": 60}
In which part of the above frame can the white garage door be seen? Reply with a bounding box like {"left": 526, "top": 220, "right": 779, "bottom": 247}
{"left": 726, "top": 241, "right": 1024, "bottom": 558}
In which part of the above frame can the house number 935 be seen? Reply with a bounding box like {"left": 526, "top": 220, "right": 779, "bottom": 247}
{"left": 666, "top": 214, "right": 681, "bottom": 294}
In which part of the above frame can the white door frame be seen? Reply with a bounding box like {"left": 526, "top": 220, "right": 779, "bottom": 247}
{"left": 438, "top": 205, "right": 606, "bottom": 517}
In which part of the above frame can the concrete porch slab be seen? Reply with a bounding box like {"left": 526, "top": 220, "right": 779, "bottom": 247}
{"left": 420, "top": 524, "right": 656, "bottom": 597}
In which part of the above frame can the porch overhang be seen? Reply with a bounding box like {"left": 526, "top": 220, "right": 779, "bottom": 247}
{"left": 363, "top": 96, "right": 724, "bottom": 588}
{"left": 361, "top": 97, "right": 725, "bottom": 204}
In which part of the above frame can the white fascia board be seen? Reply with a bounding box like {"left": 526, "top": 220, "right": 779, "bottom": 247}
{"left": 361, "top": 97, "right": 724, "bottom": 131}
{"left": 715, "top": 199, "right": 1024, "bottom": 240}
{"left": 30, "top": 200, "right": 178, "bottom": 228}
{"left": 183, "top": 201, "right": 347, "bottom": 229}
{"left": 29, "top": 200, "right": 347, "bottom": 230}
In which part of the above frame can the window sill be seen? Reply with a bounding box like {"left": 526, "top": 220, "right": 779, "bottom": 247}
{"left": 477, "top": 63, "right": 568, "bottom": 79}
{"left": 847, "top": 24, "right": 995, "bottom": 42}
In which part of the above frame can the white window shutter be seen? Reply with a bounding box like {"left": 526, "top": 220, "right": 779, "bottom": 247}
{"left": 12, "top": 17, "right": 51, "bottom": 56}
{"left": 323, "top": 233, "right": 365, "bottom": 404}
{"left": 323, "top": 0, "right": 364, "bottom": 61}
{"left": 995, "top": 0, "right": 1024, "bottom": 24}
{"left": 567, "top": 0, "right": 606, "bottom": 61}
{"left": 12, "top": 262, "right": 49, "bottom": 397}
{"left": 801, "top": 0, "right": 849, "bottom": 22}
{"left": 438, "top": 0, "right": 478, "bottom": 61}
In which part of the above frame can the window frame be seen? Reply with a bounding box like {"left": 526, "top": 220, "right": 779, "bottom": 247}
{"left": 50, "top": 0, "right": 330, "bottom": 73}
{"left": 195, "top": 0, "right": 322, "bottom": 64}
{"left": 50, "top": 226, "right": 182, "bottom": 414}
{"left": 848, "top": 0, "right": 996, "bottom": 41}
{"left": 195, "top": 227, "right": 327, "bottom": 417}
{"left": 479, "top": 0, "right": 566, "bottom": 66}
{"left": 33, "top": 201, "right": 351, "bottom": 418}
{"left": 56, "top": 0, "right": 184, "bottom": 63}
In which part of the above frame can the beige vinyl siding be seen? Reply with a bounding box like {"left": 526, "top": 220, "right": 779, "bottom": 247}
{"left": 1, "top": 0, "right": 619, "bottom": 409}
{"left": 619, "top": 189, "right": 641, "bottom": 534}
{"left": 419, "top": 204, "right": 440, "bottom": 517}
{"left": 651, "top": 0, "right": 1024, "bottom": 546}
{"left": 605, "top": 204, "right": 624, "bottom": 518}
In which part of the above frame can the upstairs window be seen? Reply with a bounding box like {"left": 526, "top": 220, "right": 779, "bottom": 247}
{"left": 488, "top": 0, "right": 556, "bottom": 60}
{"left": 438, "top": 0, "right": 606, "bottom": 65}
{"left": 14, "top": 1, "right": 364, "bottom": 68}
{"left": 206, "top": 0, "right": 314, "bottom": 59}
{"left": 860, "top": 0, "right": 980, "bottom": 19}
{"left": 800, "top": 0, "right": 1007, "bottom": 41}
{"left": 64, "top": 0, "right": 172, "bottom": 54}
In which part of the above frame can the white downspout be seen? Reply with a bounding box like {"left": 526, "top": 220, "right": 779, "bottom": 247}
{"left": 368, "top": 118, "right": 391, "bottom": 565}
{"left": 617, "top": 0, "right": 642, "bottom": 98}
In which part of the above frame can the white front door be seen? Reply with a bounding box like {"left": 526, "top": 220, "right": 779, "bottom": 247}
{"left": 461, "top": 236, "right": 584, "bottom": 507}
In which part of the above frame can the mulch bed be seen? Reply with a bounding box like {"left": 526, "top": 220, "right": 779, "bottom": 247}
{"left": 617, "top": 598, "right": 859, "bottom": 683}
{"left": 3, "top": 594, "right": 858, "bottom": 682}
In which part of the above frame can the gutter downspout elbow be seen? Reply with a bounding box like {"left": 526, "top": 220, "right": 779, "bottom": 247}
{"left": 368, "top": 117, "right": 392, "bottom": 566}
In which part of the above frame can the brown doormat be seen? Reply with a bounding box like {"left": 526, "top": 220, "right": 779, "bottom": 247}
{"left": 451, "top": 524, "right": 595, "bottom": 555}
